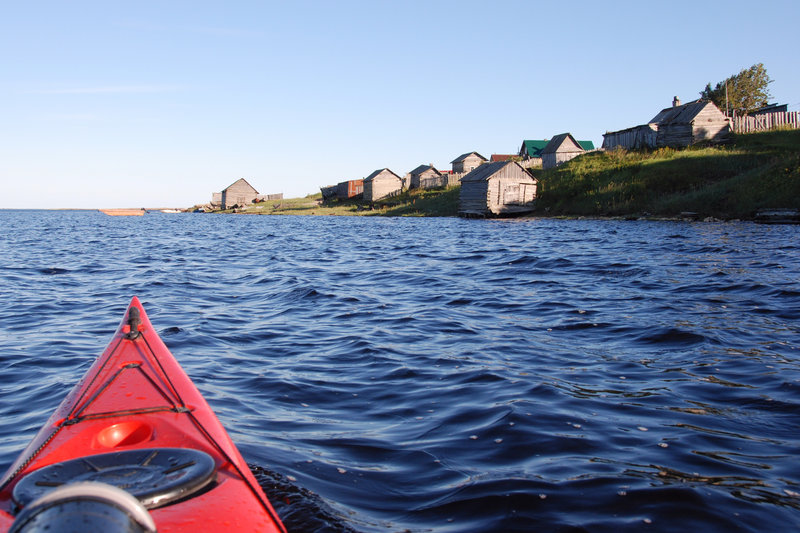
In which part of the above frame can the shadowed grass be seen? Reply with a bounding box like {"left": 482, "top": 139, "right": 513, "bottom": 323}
{"left": 535, "top": 130, "right": 800, "bottom": 219}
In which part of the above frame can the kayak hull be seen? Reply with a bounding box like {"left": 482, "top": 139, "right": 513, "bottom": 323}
{"left": 0, "top": 297, "right": 285, "bottom": 532}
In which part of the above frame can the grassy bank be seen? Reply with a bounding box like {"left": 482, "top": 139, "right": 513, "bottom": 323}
{"left": 224, "top": 186, "right": 461, "bottom": 217}
{"left": 536, "top": 129, "right": 800, "bottom": 219}
{"left": 219, "top": 130, "right": 798, "bottom": 220}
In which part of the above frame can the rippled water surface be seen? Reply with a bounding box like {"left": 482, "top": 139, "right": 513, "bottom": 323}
{"left": 1, "top": 210, "right": 798, "bottom": 532}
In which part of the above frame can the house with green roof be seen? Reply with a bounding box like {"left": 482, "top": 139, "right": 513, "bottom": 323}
{"left": 518, "top": 140, "right": 547, "bottom": 169}
{"left": 520, "top": 139, "right": 594, "bottom": 168}
{"left": 519, "top": 140, "right": 550, "bottom": 160}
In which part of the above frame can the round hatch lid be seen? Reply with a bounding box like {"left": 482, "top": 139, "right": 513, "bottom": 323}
{"left": 13, "top": 448, "right": 216, "bottom": 510}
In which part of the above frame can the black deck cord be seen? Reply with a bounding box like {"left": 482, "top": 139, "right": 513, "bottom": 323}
{"left": 139, "top": 332, "right": 185, "bottom": 408}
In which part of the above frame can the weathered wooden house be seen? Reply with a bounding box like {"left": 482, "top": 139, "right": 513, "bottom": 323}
{"left": 408, "top": 165, "right": 445, "bottom": 189}
{"left": 602, "top": 98, "right": 730, "bottom": 150}
{"left": 649, "top": 98, "right": 730, "bottom": 147}
{"left": 451, "top": 152, "right": 487, "bottom": 174}
{"left": 459, "top": 161, "right": 538, "bottom": 217}
{"left": 363, "top": 169, "right": 403, "bottom": 202}
{"left": 337, "top": 179, "right": 364, "bottom": 199}
{"left": 541, "top": 133, "right": 593, "bottom": 169}
{"left": 220, "top": 178, "right": 259, "bottom": 209}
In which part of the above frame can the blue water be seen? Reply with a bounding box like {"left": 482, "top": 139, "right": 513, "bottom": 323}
{"left": 0, "top": 210, "right": 798, "bottom": 532}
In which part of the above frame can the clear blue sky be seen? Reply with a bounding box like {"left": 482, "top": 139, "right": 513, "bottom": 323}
{"left": 2, "top": 0, "right": 798, "bottom": 208}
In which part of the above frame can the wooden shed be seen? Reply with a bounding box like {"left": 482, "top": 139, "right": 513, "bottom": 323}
{"left": 541, "top": 133, "right": 590, "bottom": 169}
{"left": 602, "top": 98, "right": 730, "bottom": 150}
{"left": 459, "top": 161, "right": 538, "bottom": 217}
{"left": 648, "top": 98, "right": 730, "bottom": 147}
{"left": 409, "top": 165, "right": 445, "bottom": 189}
{"left": 337, "top": 179, "right": 364, "bottom": 199}
{"left": 363, "top": 169, "right": 403, "bottom": 202}
{"left": 451, "top": 152, "right": 487, "bottom": 174}
{"left": 220, "top": 178, "right": 259, "bottom": 209}
{"left": 602, "top": 124, "right": 658, "bottom": 151}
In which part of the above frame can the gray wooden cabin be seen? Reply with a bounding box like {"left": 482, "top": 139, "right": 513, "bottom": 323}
{"left": 409, "top": 164, "right": 445, "bottom": 189}
{"left": 541, "top": 133, "right": 587, "bottom": 169}
{"left": 459, "top": 161, "right": 538, "bottom": 217}
{"left": 363, "top": 168, "right": 403, "bottom": 202}
{"left": 603, "top": 98, "right": 730, "bottom": 150}
{"left": 451, "top": 152, "right": 487, "bottom": 174}
{"left": 220, "top": 178, "right": 259, "bottom": 209}
{"left": 650, "top": 98, "right": 730, "bottom": 147}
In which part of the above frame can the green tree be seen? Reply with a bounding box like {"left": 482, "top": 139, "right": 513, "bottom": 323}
{"left": 701, "top": 63, "right": 773, "bottom": 116}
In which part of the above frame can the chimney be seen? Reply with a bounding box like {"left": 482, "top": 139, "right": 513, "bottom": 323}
{"left": 672, "top": 96, "right": 681, "bottom": 107}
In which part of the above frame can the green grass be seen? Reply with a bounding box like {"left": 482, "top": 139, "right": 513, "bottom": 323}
{"left": 535, "top": 129, "right": 800, "bottom": 219}
{"left": 224, "top": 187, "right": 461, "bottom": 217}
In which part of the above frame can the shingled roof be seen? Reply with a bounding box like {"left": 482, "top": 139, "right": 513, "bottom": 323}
{"left": 364, "top": 168, "right": 401, "bottom": 182}
{"left": 542, "top": 133, "right": 584, "bottom": 154}
{"left": 460, "top": 160, "right": 530, "bottom": 182}
{"left": 649, "top": 99, "right": 718, "bottom": 125}
{"left": 450, "top": 151, "right": 487, "bottom": 164}
{"left": 409, "top": 164, "right": 441, "bottom": 176}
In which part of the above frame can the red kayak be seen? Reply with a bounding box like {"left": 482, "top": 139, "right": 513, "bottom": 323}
{"left": 0, "top": 297, "right": 286, "bottom": 532}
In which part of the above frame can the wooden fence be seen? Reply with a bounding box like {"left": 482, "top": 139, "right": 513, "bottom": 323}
{"left": 733, "top": 111, "right": 799, "bottom": 133}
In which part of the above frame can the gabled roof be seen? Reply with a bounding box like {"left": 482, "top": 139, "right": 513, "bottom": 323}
{"left": 490, "top": 154, "right": 515, "bottom": 162}
{"left": 519, "top": 140, "right": 549, "bottom": 158}
{"left": 450, "top": 151, "right": 488, "bottom": 164}
{"left": 578, "top": 140, "right": 595, "bottom": 151}
{"left": 364, "top": 168, "right": 402, "bottom": 182}
{"left": 222, "top": 178, "right": 258, "bottom": 193}
{"left": 410, "top": 164, "right": 441, "bottom": 176}
{"left": 648, "top": 99, "right": 722, "bottom": 125}
{"left": 460, "top": 161, "right": 534, "bottom": 183}
{"left": 542, "top": 133, "right": 585, "bottom": 154}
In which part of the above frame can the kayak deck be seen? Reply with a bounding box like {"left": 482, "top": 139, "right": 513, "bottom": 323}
{"left": 0, "top": 297, "right": 285, "bottom": 532}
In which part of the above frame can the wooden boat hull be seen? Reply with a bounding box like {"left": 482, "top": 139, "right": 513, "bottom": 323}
{"left": 100, "top": 209, "right": 146, "bottom": 216}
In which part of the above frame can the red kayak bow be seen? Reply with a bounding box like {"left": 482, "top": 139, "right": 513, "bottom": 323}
{"left": 0, "top": 297, "right": 286, "bottom": 532}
